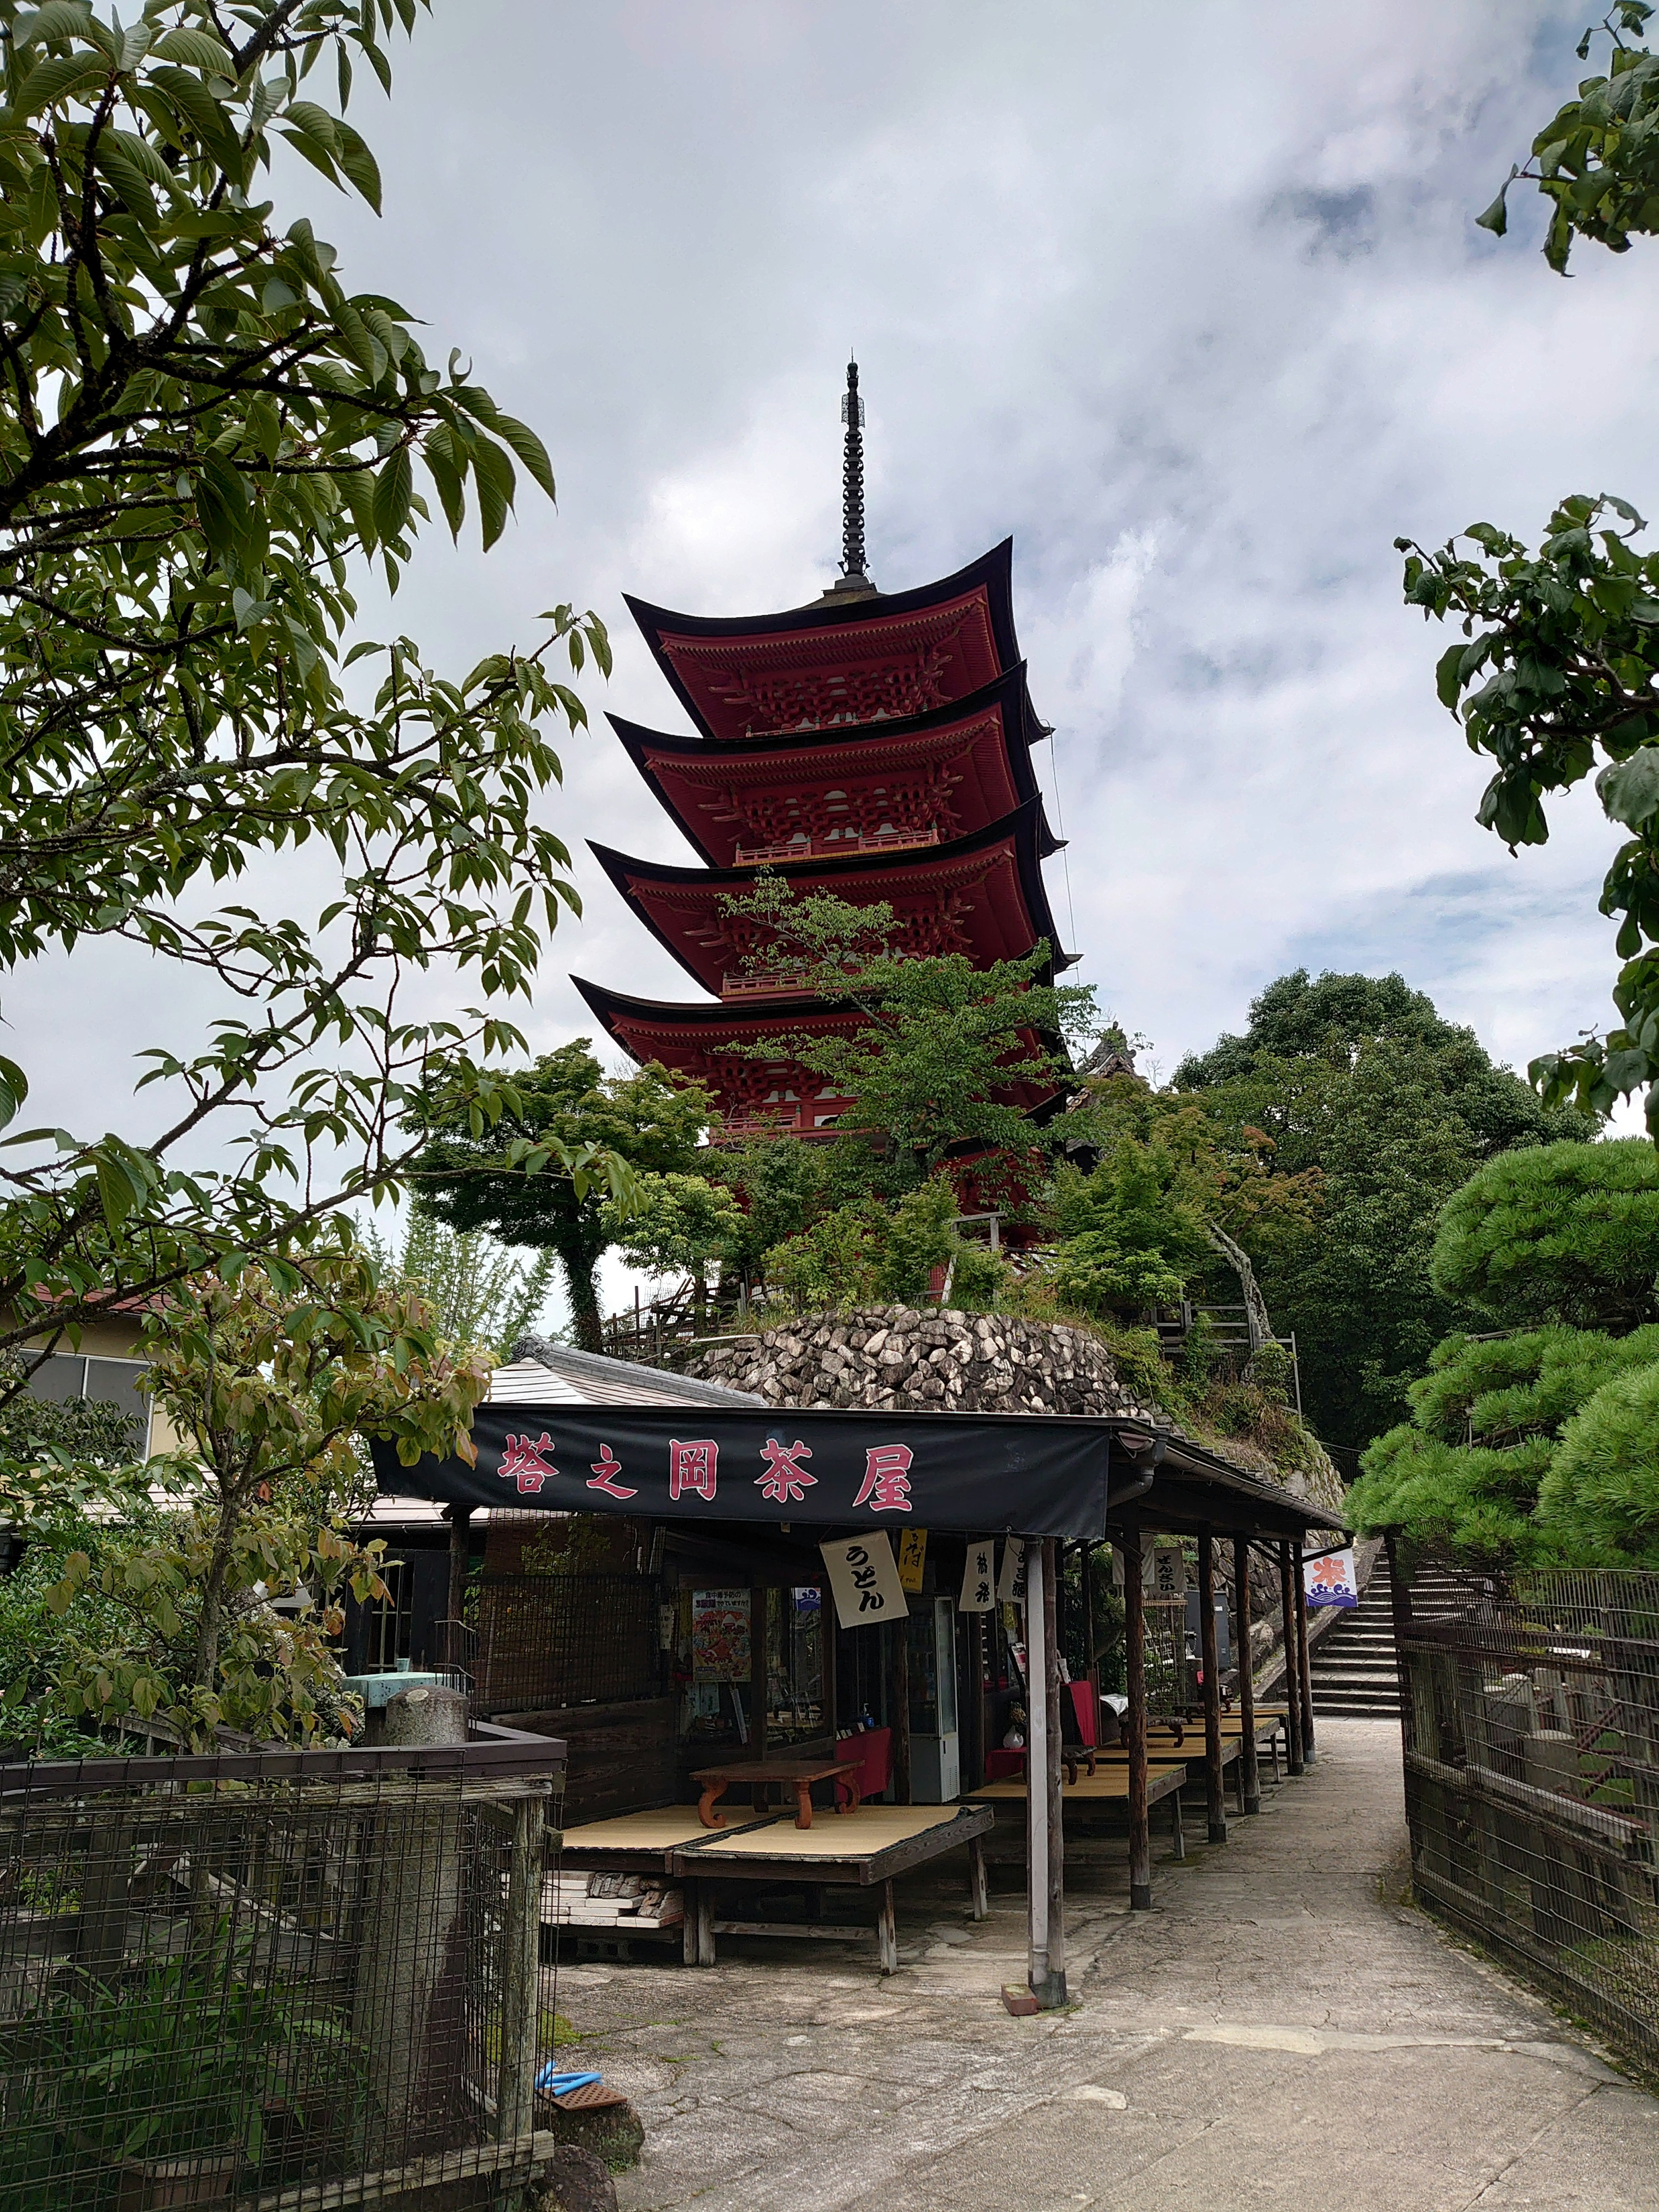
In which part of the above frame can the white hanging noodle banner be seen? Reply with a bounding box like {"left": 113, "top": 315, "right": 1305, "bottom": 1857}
{"left": 820, "top": 1531, "right": 908, "bottom": 1629}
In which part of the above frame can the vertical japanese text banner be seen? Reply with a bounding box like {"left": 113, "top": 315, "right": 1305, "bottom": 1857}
{"left": 821, "top": 1533, "right": 908, "bottom": 1630}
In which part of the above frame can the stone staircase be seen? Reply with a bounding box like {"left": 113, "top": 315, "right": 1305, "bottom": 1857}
{"left": 1309, "top": 1549, "right": 1403, "bottom": 1719}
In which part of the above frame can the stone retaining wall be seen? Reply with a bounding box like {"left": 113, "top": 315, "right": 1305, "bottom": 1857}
{"left": 685, "top": 1304, "right": 1346, "bottom": 1521}
{"left": 686, "top": 1305, "right": 1161, "bottom": 1421}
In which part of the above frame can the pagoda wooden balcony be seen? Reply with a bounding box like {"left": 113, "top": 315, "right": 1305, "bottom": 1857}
{"left": 731, "top": 824, "right": 941, "bottom": 867}
{"left": 710, "top": 1101, "right": 855, "bottom": 1144}
{"left": 719, "top": 969, "right": 820, "bottom": 1002}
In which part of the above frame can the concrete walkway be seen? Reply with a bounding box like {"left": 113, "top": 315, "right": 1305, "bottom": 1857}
{"left": 556, "top": 1720, "right": 1659, "bottom": 2211}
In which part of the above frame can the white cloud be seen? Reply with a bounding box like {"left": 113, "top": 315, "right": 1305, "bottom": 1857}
{"left": 9, "top": 0, "right": 1645, "bottom": 1310}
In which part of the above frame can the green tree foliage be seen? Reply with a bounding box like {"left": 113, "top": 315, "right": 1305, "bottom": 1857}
{"left": 602, "top": 1170, "right": 744, "bottom": 1323}
{"left": 1351, "top": 1324, "right": 1659, "bottom": 1565}
{"left": 0, "top": 0, "right": 620, "bottom": 1376}
{"left": 718, "top": 876, "right": 1095, "bottom": 1198}
{"left": 355, "top": 1205, "right": 555, "bottom": 1358}
{"left": 706, "top": 1138, "right": 832, "bottom": 1289}
{"left": 764, "top": 1176, "right": 966, "bottom": 1314}
{"left": 1478, "top": 3, "right": 1659, "bottom": 270}
{"left": 411, "top": 1042, "right": 710, "bottom": 1351}
{"left": 1173, "top": 971, "right": 1580, "bottom": 1452}
{"left": 1049, "top": 1233, "right": 1185, "bottom": 1321}
{"left": 1430, "top": 1136, "right": 1659, "bottom": 1330}
{"left": 1175, "top": 969, "right": 1466, "bottom": 1085}
{"left": 1043, "top": 1138, "right": 1212, "bottom": 1320}
{"left": 17, "top": 1239, "right": 493, "bottom": 1748}
{"left": 1541, "top": 1358, "right": 1659, "bottom": 1564}
{"left": 1405, "top": 9, "right": 1659, "bottom": 1128}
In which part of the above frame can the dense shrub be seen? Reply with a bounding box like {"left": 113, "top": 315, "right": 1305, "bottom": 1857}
{"left": 1540, "top": 1365, "right": 1659, "bottom": 1568}
{"left": 1430, "top": 1138, "right": 1659, "bottom": 1331}
{"left": 1350, "top": 1322, "right": 1659, "bottom": 1565}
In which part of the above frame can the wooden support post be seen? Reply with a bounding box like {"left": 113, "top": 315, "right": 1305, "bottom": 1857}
{"left": 877, "top": 1878, "right": 898, "bottom": 1974}
{"left": 969, "top": 1607, "right": 987, "bottom": 1791}
{"left": 696, "top": 1882, "right": 716, "bottom": 1966}
{"left": 1295, "top": 1551, "right": 1316, "bottom": 1764}
{"left": 496, "top": 1788, "right": 547, "bottom": 2144}
{"left": 821, "top": 1579, "right": 837, "bottom": 1750}
{"left": 1170, "top": 1785, "right": 1185, "bottom": 1860}
{"left": 1279, "top": 1541, "right": 1305, "bottom": 1777}
{"left": 445, "top": 1506, "right": 472, "bottom": 1656}
{"left": 1124, "top": 1528, "right": 1151, "bottom": 1910}
{"left": 968, "top": 1834, "right": 989, "bottom": 1920}
{"left": 1199, "top": 1530, "right": 1227, "bottom": 1846}
{"left": 682, "top": 1878, "right": 699, "bottom": 1967}
{"left": 1023, "top": 1536, "right": 1065, "bottom": 2005}
{"left": 750, "top": 1586, "right": 768, "bottom": 1780}
{"left": 1042, "top": 1536, "right": 1067, "bottom": 2003}
{"left": 1024, "top": 1538, "right": 1049, "bottom": 1989}
{"left": 1233, "top": 1532, "right": 1261, "bottom": 1815}
{"left": 893, "top": 1615, "right": 913, "bottom": 1805}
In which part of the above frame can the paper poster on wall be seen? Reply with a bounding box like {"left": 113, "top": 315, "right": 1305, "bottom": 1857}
{"left": 820, "top": 1532, "right": 908, "bottom": 1628}
{"left": 996, "top": 1538, "right": 1027, "bottom": 1605}
{"left": 959, "top": 1539, "right": 997, "bottom": 1612}
{"left": 1304, "top": 1547, "right": 1359, "bottom": 1609}
{"left": 896, "top": 1527, "right": 929, "bottom": 1593}
{"left": 691, "top": 1587, "right": 751, "bottom": 1681}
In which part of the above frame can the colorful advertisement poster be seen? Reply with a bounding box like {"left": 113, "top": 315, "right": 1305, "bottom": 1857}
{"left": 691, "top": 1587, "right": 751, "bottom": 1680}
{"left": 1304, "top": 1547, "right": 1359, "bottom": 1609}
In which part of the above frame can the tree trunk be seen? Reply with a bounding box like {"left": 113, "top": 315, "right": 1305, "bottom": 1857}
{"left": 561, "top": 1244, "right": 604, "bottom": 1353}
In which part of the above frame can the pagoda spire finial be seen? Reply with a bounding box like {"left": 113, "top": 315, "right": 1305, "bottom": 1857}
{"left": 822, "top": 358, "right": 877, "bottom": 602}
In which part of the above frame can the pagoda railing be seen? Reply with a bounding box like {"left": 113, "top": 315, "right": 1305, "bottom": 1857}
{"left": 731, "top": 824, "right": 941, "bottom": 867}
{"left": 719, "top": 969, "right": 820, "bottom": 1002}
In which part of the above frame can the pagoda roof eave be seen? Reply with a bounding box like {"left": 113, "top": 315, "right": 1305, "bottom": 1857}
{"left": 572, "top": 973, "right": 1068, "bottom": 1036}
{"left": 571, "top": 976, "right": 1068, "bottom": 1117}
{"left": 624, "top": 540, "right": 1020, "bottom": 742}
{"left": 588, "top": 801, "right": 1074, "bottom": 998}
{"left": 607, "top": 662, "right": 1058, "bottom": 867}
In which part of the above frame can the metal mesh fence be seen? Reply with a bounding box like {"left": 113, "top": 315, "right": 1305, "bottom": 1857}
{"left": 1395, "top": 1553, "right": 1659, "bottom": 2071}
{"left": 471, "top": 1576, "right": 658, "bottom": 1716}
{"left": 0, "top": 1738, "right": 565, "bottom": 2212}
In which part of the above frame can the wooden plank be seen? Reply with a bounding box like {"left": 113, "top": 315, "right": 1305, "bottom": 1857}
{"left": 241, "top": 2129, "right": 561, "bottom": 2212}
{"left": 670, "top": 1805, "right": 994, "bottom": 1887}
{"left": 712, "top": 1918, "right": 873, "bottom": 1942}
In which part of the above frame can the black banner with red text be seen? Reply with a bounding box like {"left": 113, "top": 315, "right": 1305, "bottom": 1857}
{"left": 372, "top": 1404, "right": 1111, "bottom": 1540}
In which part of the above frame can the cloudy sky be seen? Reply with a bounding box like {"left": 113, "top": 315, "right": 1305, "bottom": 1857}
{"left": 321, "top": 0, "right": 1655, "bottom": 1083}
{"left": 15, "top": 0, "right": 1659, "bottom": 1318}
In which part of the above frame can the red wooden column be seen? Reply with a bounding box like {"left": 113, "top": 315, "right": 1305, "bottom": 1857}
{"left": 1124, "top": 1528, "right": 1151, "bottom": 1910}
{"left": 1233, "top": 1532, "right": 1262, "bottom": 1815}
{"left": 1199, "top": 1531, "right": 1227, "bottom": 1846}
{"left": 1279, "top": 1541, "right": 1305, "bottom": 1777}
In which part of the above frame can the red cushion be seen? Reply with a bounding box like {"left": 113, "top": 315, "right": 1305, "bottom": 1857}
{"left": 834, "top": 1726, "right": 893, "bottom": 1802}
{"left": 1068, "top": 1680, "right": 1097, "bottom": 1748}
{"left": 983, "top": 1746, "right": 1027, "bottom": 1779}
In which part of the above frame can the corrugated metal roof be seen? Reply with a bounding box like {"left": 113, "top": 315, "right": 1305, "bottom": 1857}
{"left": 499, "top": 1336, "right": 767, "bottom": 1409}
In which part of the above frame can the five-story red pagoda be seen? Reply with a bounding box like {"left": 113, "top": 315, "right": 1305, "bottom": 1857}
{"left": 572, "top": 362, "right": 1073, "bottom": 1140}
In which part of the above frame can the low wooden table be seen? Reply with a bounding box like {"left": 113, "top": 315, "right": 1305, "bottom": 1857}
{"left": 691, "top": 1757, "right": 862, "bottom": 1830}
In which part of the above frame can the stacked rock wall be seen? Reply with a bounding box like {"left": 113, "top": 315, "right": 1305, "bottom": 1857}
{"left": 685, "top": 1305, "right": 1346, "bottom": 1520}
{"left": 686, "top": 1305, "right": 1161, "bottom": 1421}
